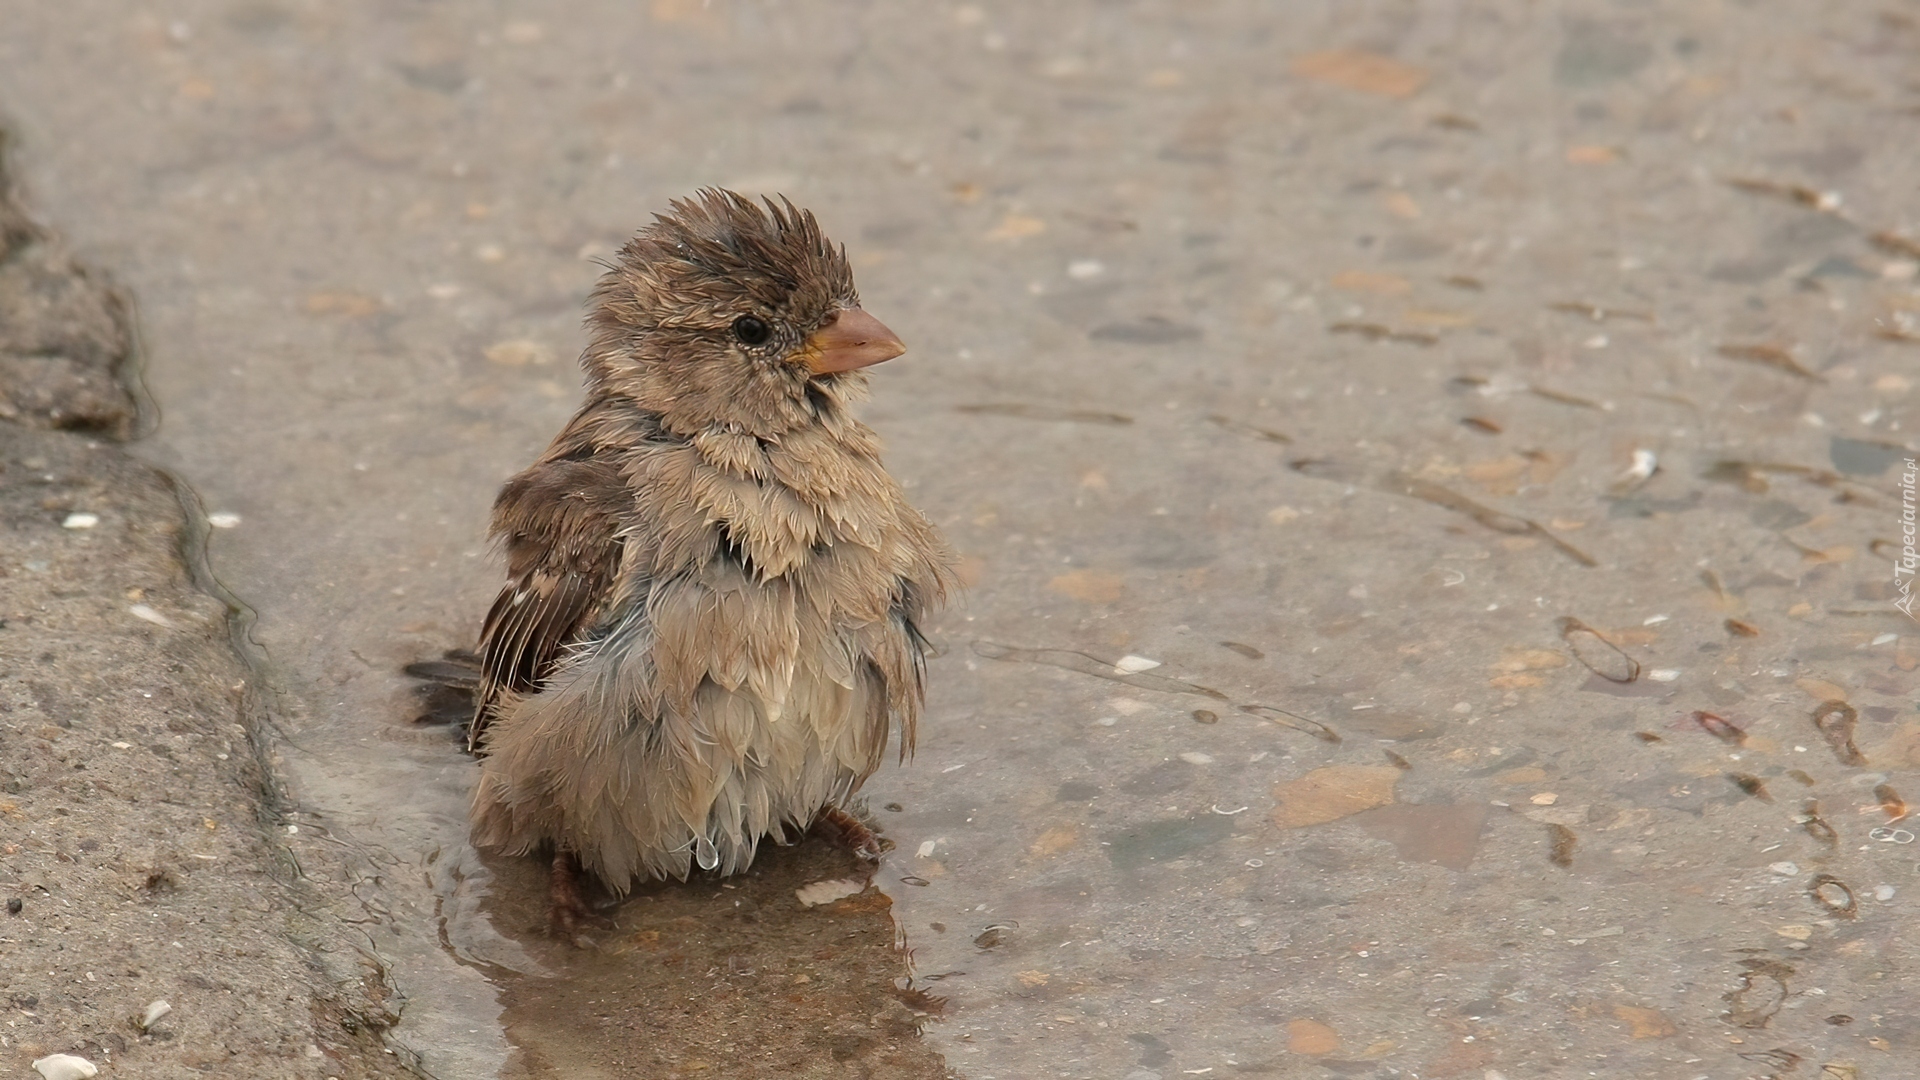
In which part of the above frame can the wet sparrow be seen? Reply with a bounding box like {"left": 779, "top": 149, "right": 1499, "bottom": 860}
{"left": 466, "top": 190, "right": 953, "bottom": 929}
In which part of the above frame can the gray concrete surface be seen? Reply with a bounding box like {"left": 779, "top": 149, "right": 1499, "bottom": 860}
{"left": 0, "top": 147, "right": 408, "bottom": 1077}
{"left": 4, "top": 2, "right": 1919, "bottom": 1077}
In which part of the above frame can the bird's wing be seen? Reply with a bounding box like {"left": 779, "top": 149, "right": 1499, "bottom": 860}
{"left": 471, "top": 457, "right": 628, "bottom": 753}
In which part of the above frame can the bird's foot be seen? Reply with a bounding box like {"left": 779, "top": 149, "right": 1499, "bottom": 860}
{"left": 812, "top": 805, "right": 892, "bottom": 862}
{"left": 548, "top": 851, "right": 613, "bottom": 942}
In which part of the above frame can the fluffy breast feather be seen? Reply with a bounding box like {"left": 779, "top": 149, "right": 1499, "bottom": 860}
{"left": 471, "top": 407, "right": 952, "bottom": 887}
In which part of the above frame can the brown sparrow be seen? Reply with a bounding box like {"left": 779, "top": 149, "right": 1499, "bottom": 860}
{"left": 466, "top": 190, "right": 953, "bottom": 928}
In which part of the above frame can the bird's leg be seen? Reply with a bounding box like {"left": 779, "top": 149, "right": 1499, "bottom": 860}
{"left": 811, "top": 805, "right": 890, "bottom": 862}
{"left": 548, "top": 849, "right": 606, "bottom": 938}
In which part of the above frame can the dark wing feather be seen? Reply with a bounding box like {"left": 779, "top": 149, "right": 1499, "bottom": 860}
{"left": 470, "top": 456, "right": 627, "bottom": 753}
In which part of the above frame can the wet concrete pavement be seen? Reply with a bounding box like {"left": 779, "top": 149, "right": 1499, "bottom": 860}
{"left": 4, "top": 1, "right": 1919, "bottom": 1076}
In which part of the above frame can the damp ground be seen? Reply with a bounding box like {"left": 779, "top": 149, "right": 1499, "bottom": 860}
{"left": 4, "top": 2, "right": 1919, "bottom": 1078}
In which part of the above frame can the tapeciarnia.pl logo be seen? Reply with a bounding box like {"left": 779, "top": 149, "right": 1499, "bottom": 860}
{"left": 1898, "top": 458, "right": 1918, "bottom": 620}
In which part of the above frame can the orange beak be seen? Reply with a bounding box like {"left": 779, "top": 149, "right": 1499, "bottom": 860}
{"left": 802, "top": 308, "right": 906, "bottom": 375}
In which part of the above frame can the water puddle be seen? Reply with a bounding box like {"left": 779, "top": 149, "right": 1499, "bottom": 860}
{"left": 480, "top": 844, "right": 945, "bottom": 1079}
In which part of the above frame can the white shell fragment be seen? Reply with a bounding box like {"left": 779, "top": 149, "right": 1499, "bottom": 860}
{"left": 61, "top": 512, "right": 99, "bottom": 529}
{"left": 137, "top": 998, "right": 172, "bottom": 1031}
{"left": 129, "top": 604, "right": 178, "bottom": 629}
{"left": 1608, "top": 448, "right": 1657, "bottom": 495}
{"left": 206, "top": 512, "right": 242, "bottom": 528}
{"left": 1113, "top": 654, "right": 1162, "bottom": 674}
{"left": 795, "top": 877, "right": 867, "bottom": 908}
{"left": 33, "top": 1054, "right": 99, "bottom": 1080}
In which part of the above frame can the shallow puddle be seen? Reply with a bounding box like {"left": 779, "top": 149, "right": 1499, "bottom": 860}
{"left": 482, "top": 844, "right": 946, "bottom": 1080}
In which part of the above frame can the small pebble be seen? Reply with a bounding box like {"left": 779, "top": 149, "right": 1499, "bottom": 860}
{"left": 129, "top": 604, "right": 178, "bottom": 629}
{"left": 32, "top": 1055, "right": 99, "bottom": 1080}
{"left": 916, "top": 840, "right": 937, "bottom": 859}
{"left": 1646, "top": 669, "right": 1680, "bottom": 682}
{"left": 1179, "top": 751, "right": 1214, "bottom": 765}
{"left": 206, "top": 512, "right": 242, "bottom": 529}
{"left": 6, "top": 897, "right": 21, "bottom": 914}
{"left": 1875, "top": 884, "right": 1896, "bottom": 901}
{"left": 136, "top": 999, "right": 172, "bottom": 1031}
{"left": 1113, "top": 654, "right": 1162, "bottom": 674}
{"left": 1769, "top": 861, "right": 1800, "bottom": 876}
{"left": 1067, "top": 259, "right": 1105, "bottom": 279}
{"left": 795, "top": 878, "right": 867, "bottom": 908}
{"left": 1872, "top": 632, "right": 1898, "bottom": 646}
{"left": 61, "top": 512, "right": 99, "bottom": 529}
{"left": 1530, "top": 792, "right": 1558, "bottom": 806}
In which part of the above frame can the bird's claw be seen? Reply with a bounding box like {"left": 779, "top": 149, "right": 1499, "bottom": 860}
{"left": 549, "top": 851, "right": 614, "bottom": 942}
{"left": 812, "top": 805, "right": 892, "bottom": 863}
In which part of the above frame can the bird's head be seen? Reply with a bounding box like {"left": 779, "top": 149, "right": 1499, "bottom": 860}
{"left": 583, "top": 189, "right": 905, "bottom": 434}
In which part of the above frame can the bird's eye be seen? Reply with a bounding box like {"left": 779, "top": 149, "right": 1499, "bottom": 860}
{"left": 731, "top": 316, "right": 772, "bottom": 346}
